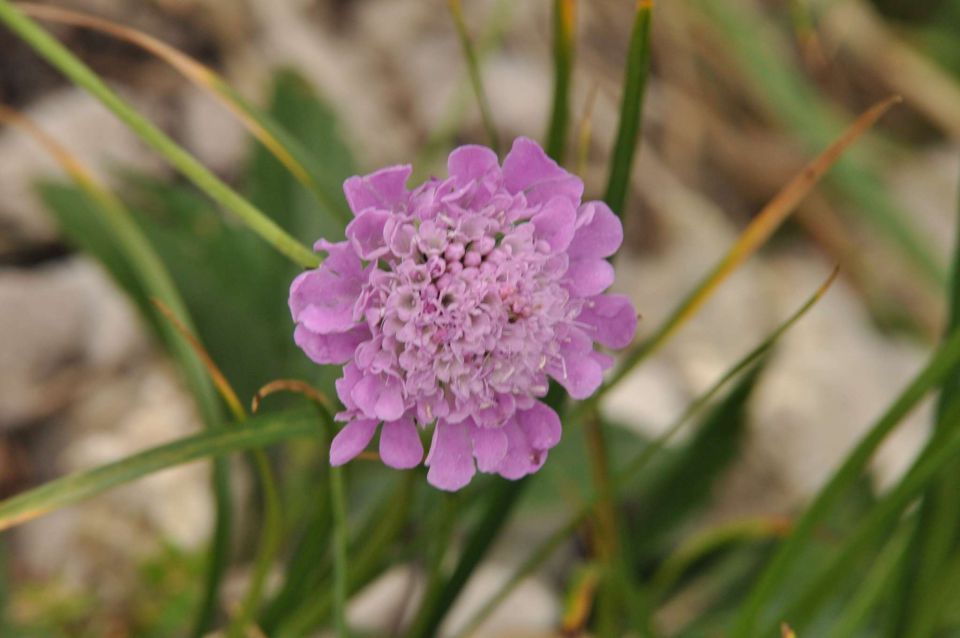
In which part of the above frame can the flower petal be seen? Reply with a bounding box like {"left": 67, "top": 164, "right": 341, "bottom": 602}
{"left": 346, "top": 208, "right": 392, "bottom": 260}
{"left": 495, "top": 417, "right": 547, "bottom": 480}
{"left": 576, "top": 294, "right": 637, "bottom": 349}
{"left": 472, "top": 423, "right": 508, "bottom": 473}
{"left": 330, "top": 419, "right": 379, "bottom": 466}
{"left": 380, "top": 417, "right": 423, "bottom": 469}
{"left": 548, "top": 329, "right": 605, "bottom": 399}
{"left": 564, "top": 258, "right": 615, "bottom": 297}
{"left": 426, "top": 420, "right": 476, "bottom": 491}
{"left": 343, "top": 165, "right": 412, "bottom": 214}
{"left": 569, "top": 201, "right": 623, "bottom": 259}
{"left": 294, "top": 324, "right": 369, "bottom": 365}
{"left": 374, "top": 376, "right": 406, "bottom": 421}
{"left": 502, "top": 137, "right": 583, "bottom": 207}
{"left": 515, "top": 401, "right": 561, "bottom": 450}
{"left": 448, "top": 145, "right": 500, "bottom": 185}
{"left": 531, "top": 196, "right": 577, "bottom": 252}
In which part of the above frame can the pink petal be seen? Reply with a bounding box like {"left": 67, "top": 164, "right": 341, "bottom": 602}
{"left": 568, "top": 201, "right": 623, "bottom": 260}
{"left": 289, "top": 245, "right": 364, "bottom": 334}
{"left": 346, "top": 208, "right": 392, "bottom": 260}
{"left": 495, "top": 417, "right": 547, "bottom": 480}
{"left": 576, "top": 294, "right": 637, "bottom": 349}
{"left": 335, "top": 362, "right": 363, "bottom": 411}
{"left": 548, "top": 329, "right": 605, "bottom": 399}
{"left": 564, "top": 258, "right": 615, "bottom": 297}
{"left": 375, "top": 376, "right": 406, "bottom": 421}
{"left": 380, "top": 417, "right": 423, "bottom": 469}
{"left": 330, "top": 419, "right": 379, "bottom": 466}
{"left": 426, "top": 420, "right": 476, "bottom": 491}
{"left": 472, "top": 423, "right": 508, "bottom": 473}
{"left": 502, "top": 137, "right": 583, "bottom": 207}
{"left": 516, "top": 401, "right": 561, "bottom": 450}
{"left": 294, "top": 324, "right": 369, "bottom": 365}
{"left": 343, "top": 165, "right": 412, "bottom": 214}
{"left": 448, "top": 145, "right": 500, "bottom": 185}
{"left": 531, "top": 196, "right": 577, "bottom": 252}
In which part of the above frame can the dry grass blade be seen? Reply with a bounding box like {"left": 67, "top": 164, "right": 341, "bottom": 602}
{"left": 15, "top": 2, "right": 320, "bottom": 194}
{"left": 601, "top": 95, "right": 900, "bottom": 396}
{"left": 561, "top": 565, "right": 601, "bottom": 634}
{"left": 251, "top": 379, "right": 332, "bottom": 414}
{"left": 152, "top": 298, "right": 246, "bottom": 422}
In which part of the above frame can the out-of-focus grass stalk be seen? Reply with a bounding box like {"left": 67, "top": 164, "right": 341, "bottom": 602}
{"left": 890, "top": 165, "right": 960, "bottom": 638}
{"left": 453, "top": 269, "right": 836, "bottom": 636}
{"left": 0, "top": 0, "right": 319, "bottom": 268}
{"left": 315, "top": 409, "right": 349, "bottom": 638}
{"left": 650, "top": 516, "right": 791, "bottom": 600}
{"left": 545, "top": 0, "right": 575, "bottom": 162}
{"left": 15, "top": 2, "right": 349, "bottom": 224}
{"left": 831, "top": 526, "right": 913, "bottom": 638}
{"left": 447, "top": 0, "right": 500, "bottom": 154}
{"left": 152, "top": 301, "right": 284, "bottom": 638}
{"left": 693, "top": 0, "right": 945, "bottom": 287}
{"left": 591, "top": 96, "right": 899, "bottom": 408}
{"left": 604, "top": 0, "right": 653, "bottom": 217}
{"left": 731, "top": 326, "right": 960, "bottom": 637}
{"left": 0, "top": 106, "right": 233, "bottom": 637}
{"left": 761, "top": 399, "right": 960, "bottom": 635}
{"left": 0, "top": 410, "right": 318, "bottom": 533}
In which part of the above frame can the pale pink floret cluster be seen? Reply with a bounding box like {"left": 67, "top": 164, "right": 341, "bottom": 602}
{"left": 289, "top": 138, "right": 636, "bottom": 490}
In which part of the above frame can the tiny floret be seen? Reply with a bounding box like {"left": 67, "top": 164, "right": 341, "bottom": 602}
{"left": 289, "top": 138, "right": 637, "bottom": 490}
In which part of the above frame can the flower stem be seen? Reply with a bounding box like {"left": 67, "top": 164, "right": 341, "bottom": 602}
{"left": 447, "top": 0, "right": 501, "bottom": 154}
{"left": 330, "top": 464, "right": 350, "bottom": 637}
{"left": 545, "top": 0, "right": 576, "bottom": 162}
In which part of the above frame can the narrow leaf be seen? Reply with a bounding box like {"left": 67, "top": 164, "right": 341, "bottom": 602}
{"left": 545, "top": 0, "right": 576, "bottom": 162}
{"left": 447, "top": 0, "right": 500, "bottom": 153}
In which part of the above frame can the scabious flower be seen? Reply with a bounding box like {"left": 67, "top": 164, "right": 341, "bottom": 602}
{"left": 289, "top": 137, "right": 636, "bottom": 490}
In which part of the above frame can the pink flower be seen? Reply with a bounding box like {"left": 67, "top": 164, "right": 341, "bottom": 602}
{"left": 290, "top": 138, "right": 637, "bottom": 490}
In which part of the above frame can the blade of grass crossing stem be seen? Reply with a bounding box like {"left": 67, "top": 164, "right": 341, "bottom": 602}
{"left": 730, "top": 325, "right": 960, "bottom": 638}
{"left": 0, "top": 107, "right": 233, "bottom": 637}
{"left": 0, "top": 409, "right": 318, "bottom": 533}
{"left": 0, "top": 0, "right": 318, "bottom": 268}
{"left": 14, "top": 2, "right": 347, "bottom": 224}
{"left": 453, "top": 269, "right": 835, "bottom": 636}
{"left": 603, "top": 1, "right": 652, "bottom": 216}
{"left": 545, "top": 0, "right": 575, "bottom": 162}
{"left": 447, "top": 0, "right": 500, "bottom": 154}
{"left": 597, "top": 97, "right": 899, "bottom": 402}
{"left": 763, "top": 398, "right": 960, "bottom": 635}
{"left": 892, "top": 166, "right": 960, "bottom": 638}
{"left": 153, "top": 300, "right": 284, "bottom": 638}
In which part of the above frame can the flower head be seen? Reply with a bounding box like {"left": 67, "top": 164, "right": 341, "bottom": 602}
{"left": 290, "top": 138, "right": 637, "bottom": 490}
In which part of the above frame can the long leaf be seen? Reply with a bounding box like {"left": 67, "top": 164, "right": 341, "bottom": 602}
{"left": 545, "top": 0, "right": 576, "bottom": 162}
{"left": 0, "top": 410, "right": 318, "bottom": 533}
{"left": 0, "top": 0, "right": 318, "bottom": 268}
{"left": 730, "top": 325, "right": 960, "bottom": 637}
{"left": 604, "top": 0, "right": 653, "bottom": 216}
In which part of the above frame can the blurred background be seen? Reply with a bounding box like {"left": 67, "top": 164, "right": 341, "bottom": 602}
{"left": 1, "top": 0, "right": 959, "bottom": 635}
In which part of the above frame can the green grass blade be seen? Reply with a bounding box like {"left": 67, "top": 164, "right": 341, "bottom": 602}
{"left": 761, "top": 398, "right": 960, "bottom": 635}
{"left": 730, "top": 326, "right": 960, "bottom": 637}
{"left": 545, "top": 0, "right": 576, "bottom": 162}
{"left": 604, "top": 0, "right": 653, "bottom": 216}
{"left": 890, "top": 165, "right": 960, "bottom": 637}
{"left": 0, "top": 0, "right": 318, "bottom": 268}
{"left": 447, "top": 0, "right": 501, "bottom": 154}
{"left": 0, "top": 410, "right": 318, "bottom": 533}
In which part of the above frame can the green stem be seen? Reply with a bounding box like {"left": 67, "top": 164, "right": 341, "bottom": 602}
{"left": 0, "top": 0, "right": 318, "bottom": 268}
{"left": 448, "top": 0, "right": 501, "bottom": 154}
{"left": 604, "top": 1, "right": 653, "bottom": 217}
{"left": 545, "top": 0, "right": 575, "bottom": 162}
{"left": 330, "top": 464, "right": 349, "bottom": 637}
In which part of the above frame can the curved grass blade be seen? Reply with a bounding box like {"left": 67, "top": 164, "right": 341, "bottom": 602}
{"left": 545, "top": 0, "right": 576, "bottom": 162}
{"left": 595, "top": 96, "right": 899, "bottom": 404}
{"left": 603, "top": 0, "right": 653, "bottom": 216}
{"left": 453, "top": 268, "right": 836, "bottom": 636}
{"left": 0, "top": 409, "right": 318, "bottom": 533}
{"left": 0, "top": 0, "right": 318, "bottom": 268}
{"left": 730, "top": 325, "right": 960, "bottom": 637}
{"left": 0, "top": 106, "right": 233, "bottom": 637}
{"left": 15, "top": 2, "right": 348, "bottom": 225}
{"left": 447, "top": 0, "right": 500, "bottom": 153}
